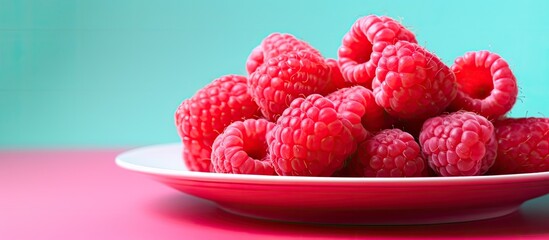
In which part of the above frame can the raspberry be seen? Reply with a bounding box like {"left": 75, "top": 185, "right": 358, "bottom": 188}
{"left": 268, "top": 94, "right": 355, "bottom": 176}
{"left": 211, "top": 119, "right": 276, "bottom": 175}
{"left": 350, "top": 129, "right": 428, "bottom": 177}
{"left": 175, "top": 75, "right": 261, "bottom": 172}
{"left": 419, "top": 111, "right": 497, "bottom": 176}
{"left": 327, "top": 86, "right": 394, "bottom": 137}
{"left": 338, "top": 15, "right": 417, "bottom": 88}
{"left": 489, "top": 118, "right": 549, "bottom": 174}
{"left": 248, "top": 50, "right": 330, "bottom": 121}
{"left": 319, "top": 58, "right": 354, "bottom": 95}
{"left": 246, "top": 33, "right": 322, "bottom": 74}
{"left": 373, "top": 41, "right": 457, "bottom": 120}
{"left": 448, "top": 51, "right": 518, "bottom": 120}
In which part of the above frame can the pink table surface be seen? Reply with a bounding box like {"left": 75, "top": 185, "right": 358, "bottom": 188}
{"left": 1, "top": 149, "right": 548, "bottom": 240}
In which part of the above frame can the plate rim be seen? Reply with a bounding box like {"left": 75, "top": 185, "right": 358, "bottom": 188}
{"left": 115, "top": 143, "right": 549, "bottom": 185}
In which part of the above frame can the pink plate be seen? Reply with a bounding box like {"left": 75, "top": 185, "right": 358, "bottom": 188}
{"left": 116, "top": 143, "right": 549, "bottom": 225}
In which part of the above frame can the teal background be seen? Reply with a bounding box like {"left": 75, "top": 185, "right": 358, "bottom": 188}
{"left": 1, "top": 0, "right": 548, "bottom": 148}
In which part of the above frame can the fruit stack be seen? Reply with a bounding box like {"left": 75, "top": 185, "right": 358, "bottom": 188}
{"left": 175, "top": 15, "right": 548, "bottom": 177}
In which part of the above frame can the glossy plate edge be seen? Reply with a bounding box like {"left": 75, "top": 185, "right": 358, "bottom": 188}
{"left": 115, "top": 143, "right": 549, "bottom": 185}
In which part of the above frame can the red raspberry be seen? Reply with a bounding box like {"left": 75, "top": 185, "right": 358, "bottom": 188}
{"left": 448, "top": 51, "right": 518, "bottom": 120}
{"left": 419, "top": 111, "right": 497, "bottom": 176}
{"left": 211, "top": 119, "right": 276, "bottom": 175}
{"left": 489, "top": 118, "right": 549, "bottom": 174}
{"left": 327, "top": 86, "right": 394, "bottom": 137}
{"left": 338, "top": 15, "right": 417, "bottom": 88}
{"left": 175, "top": 75, "right": 261, "bottom": 172}
{"left": 319, "top": 58, "right": 355, "bottom": 95}
{"left": 246, "top": 33, "right": 322, "bottom": 74}
{"left": 248, "top": 50, "right": 330, "bottom": 121}
{"left": 373, "top": 41, "right": 457, "bottom": 120}
{"left": 350, "top": 129, "right": 428, "bottom": 177}
{"left": 268, "top": 94, "right": 355, "bottom": 176}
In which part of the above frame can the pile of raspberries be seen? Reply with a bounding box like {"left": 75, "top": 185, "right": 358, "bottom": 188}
{"left": 175, "top": 15, "right": 548, "bottom": 177}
